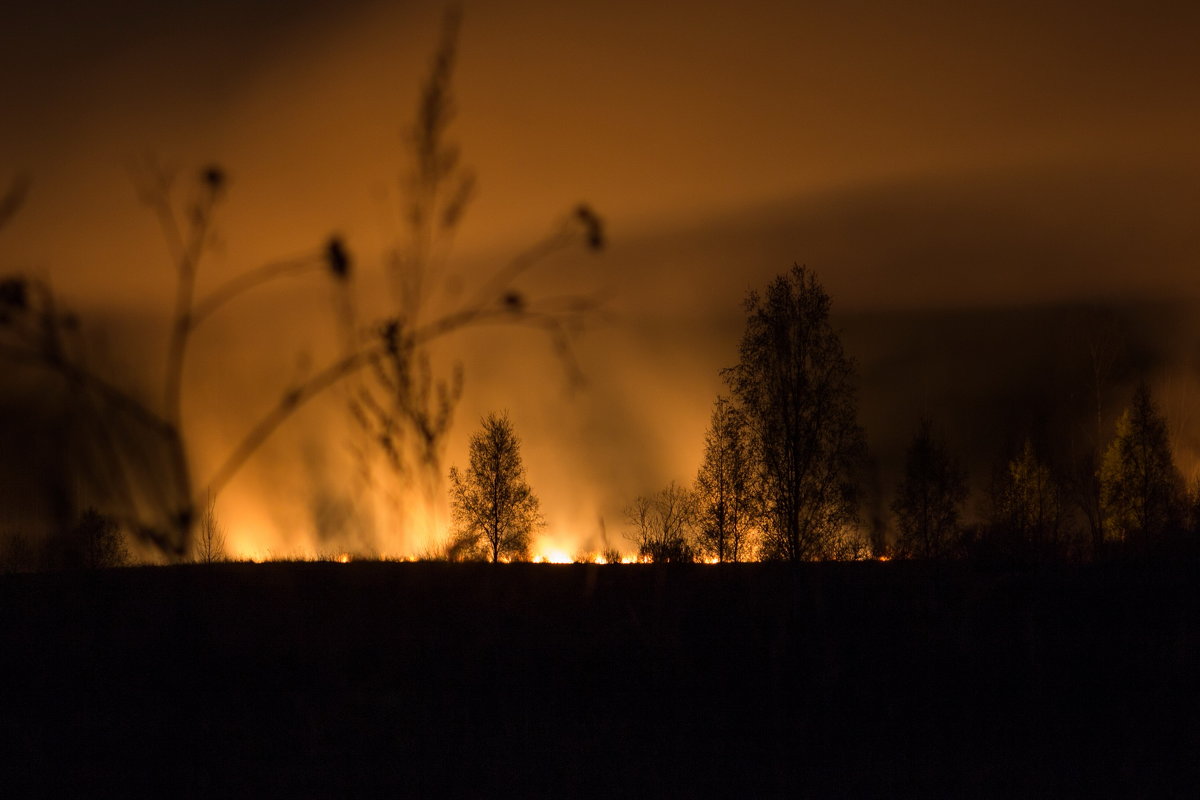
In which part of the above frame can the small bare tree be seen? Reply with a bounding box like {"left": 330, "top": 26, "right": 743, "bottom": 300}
{"left": 193, "top": 495, "right": 226, "bottom": 564}
{"left": 447, "top": 412, "right": 544, "bottom": 562}
{"left": 625, "top": 482, "right": 697, "bottom": 563}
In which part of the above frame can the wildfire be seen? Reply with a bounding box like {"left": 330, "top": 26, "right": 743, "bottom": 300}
{"left": 336, "top": 553, "right": 351, "bottom": 564}
{"left": 533, "top": 549, "right": 573, "bottom": 564}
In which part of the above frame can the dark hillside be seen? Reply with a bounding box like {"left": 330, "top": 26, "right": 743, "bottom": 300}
{"left": 1, "top": 562, "right": 1197, "bottom": 796}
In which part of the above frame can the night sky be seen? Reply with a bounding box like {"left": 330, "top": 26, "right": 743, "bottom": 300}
{"left": 4, "top": 0, "right": 1200, "bottom": 558}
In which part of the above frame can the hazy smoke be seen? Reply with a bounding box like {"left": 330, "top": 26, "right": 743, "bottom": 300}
{"left": 5, "top": 2, "right": 1200, "bottom": 558}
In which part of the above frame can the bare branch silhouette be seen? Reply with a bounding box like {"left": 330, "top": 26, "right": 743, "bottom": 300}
{"left": 0, "top": 8, "right": 603, "bottom": 561}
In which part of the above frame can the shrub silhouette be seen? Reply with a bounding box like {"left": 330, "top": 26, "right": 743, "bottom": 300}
{"left": 625, "top": 482, "right": 697, "bottom": 563}
{"left": 62, "top": 508, "right": 129, "bottom": 569}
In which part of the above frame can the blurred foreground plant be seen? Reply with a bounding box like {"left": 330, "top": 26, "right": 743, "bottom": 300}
{"left": 346, "top": 8, "right": 603, "bottom": 546}
{"left": 0, "top": 9, "right": 602, "bottom": 560}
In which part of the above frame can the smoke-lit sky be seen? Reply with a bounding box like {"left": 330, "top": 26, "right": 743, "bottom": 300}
{"left": 4, "top": 1, "right": 1200, "bottom": 557}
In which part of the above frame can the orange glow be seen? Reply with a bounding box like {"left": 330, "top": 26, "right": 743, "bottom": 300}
{"left": 7, "top": 2, "right": 1200, "bottom": 576}
{"left": 215, "top": 470, "right": 450, "bottom": 562}
{"left": 225, "top": 524, "right": 274, "bottom": 563}
{"left": 877, "top": 555, "right": 891, "bottom": 562}
{"left": 533, "top": 549, "right": 573, "bottom": 564}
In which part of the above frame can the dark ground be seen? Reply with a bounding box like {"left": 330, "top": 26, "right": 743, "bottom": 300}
{"left": 0, "top": 561, "right": 1197, "bottom": 797}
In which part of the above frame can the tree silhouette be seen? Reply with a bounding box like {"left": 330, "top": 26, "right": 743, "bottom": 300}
{"left": 892, "top": 419, "right": 967, "bottom": 559}
{"left": 447, "top": 412, "right": 543, "bottom": 562}
{"left": 1100, "top": 382, "right": 1183, "bottom": 553}
{"left": 624, "top": 482, "right": 697, "bottom": 563}
{"left": 723, "top": 265, "right": 866, "bottom": 561}
{"left": 1075, "top": 312, "right": 1124, "bottom": 553}
{"left": 985, "top": 439, "right": 1070, "bottom": 563}
{"left": 695, "top": 396, "right": 758, "bottom": 562}
{"left": 67, "top": 508, "right": 129, "bottom": 569}
{"left": 192, "top": 494, "right": 226, "bottom": 564}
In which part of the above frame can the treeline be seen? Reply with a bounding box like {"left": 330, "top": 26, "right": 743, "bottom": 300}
{"left": 4, "top": 261, "right": 1195, "bottom": 570}
{"left": 427, "top": 264, "right": 1200, "bottom": 566}
{"left": 625, "top": 265, "right": 1200, "bottom": 564}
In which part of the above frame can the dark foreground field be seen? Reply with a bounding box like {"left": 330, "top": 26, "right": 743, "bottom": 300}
{"left": 1, "top": 561, "right": 1197, "bottom": 797}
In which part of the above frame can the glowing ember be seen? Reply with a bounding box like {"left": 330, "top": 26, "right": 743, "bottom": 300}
{"left": 877, "top": 555, "right": 891, "bottom": 562}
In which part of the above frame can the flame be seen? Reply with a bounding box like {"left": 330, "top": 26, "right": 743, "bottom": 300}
{"left": 877, "top": 555, "right": 891, "bottom": 562}
{"left": 225, "top": 525, "right": 274, "bottom": 563}
{"left": 336, "top": 553, "right": 351, "bottom": 564}
{"left": 214, "top": 464, "right": 451, "bottom": 563}
{"left": 533, "top": 549, "right": 573, "bottom": 564}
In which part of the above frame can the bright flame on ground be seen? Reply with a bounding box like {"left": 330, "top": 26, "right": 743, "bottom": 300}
{"left": 533, "top": 549, "right": 573, "bottom": 564}
{"left": 877, "top": 555, "right": 891, "bottom": 562}
{"left": 336, "top": 553, "right": 351, "bottom": 564}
